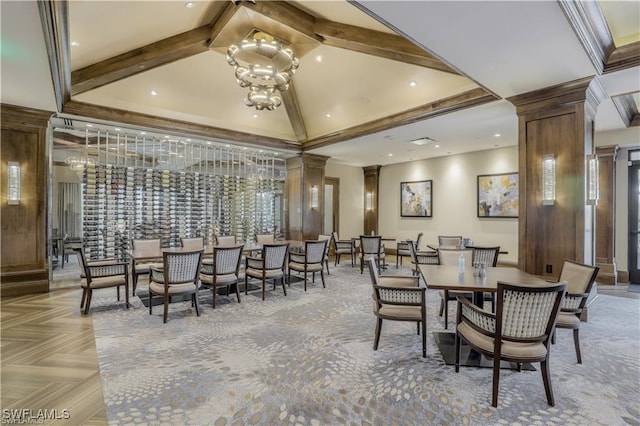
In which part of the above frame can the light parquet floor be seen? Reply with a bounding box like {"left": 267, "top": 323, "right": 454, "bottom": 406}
{"left": 1, "top": 288, "right": 107, "bottom": 425}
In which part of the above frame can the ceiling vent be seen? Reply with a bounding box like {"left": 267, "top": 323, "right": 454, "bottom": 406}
{"left": 410, "top": 136, "right": 436, "bottom": 146}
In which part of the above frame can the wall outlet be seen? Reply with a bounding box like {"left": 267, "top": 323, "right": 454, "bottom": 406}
{"left": 546, "top": 264, "right": 552, "bottom": 273}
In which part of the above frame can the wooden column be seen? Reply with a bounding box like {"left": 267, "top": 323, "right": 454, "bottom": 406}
{"left": 508, "top": 77, "right": 607, "bottom": 277}
{"left": 1, "top": 104, "right": 52, "bottom": 297}
{"left": 595, "top": 145, "right": 619, "bottom": 284}
{"left": 285, "top": 153, "right": 329, "bottom": 241}
{"left": 363, "top": 165, "right": 381, "bottom": 235}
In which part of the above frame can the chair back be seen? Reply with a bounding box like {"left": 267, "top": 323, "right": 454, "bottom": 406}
{"left": 415, "top": 232, "right": 424, "bottom": 251}
{"left": 438, "top": 248, "right": 472, "bottom": 266}
{"left": 74, "top": 245, "right": 89, "bottom": 275}
{"left": 216, "top": 235, "right": 237, "bottom": 246}
{"left": 472, "top": 246, "right": 500, "bottom": 267}
{"left": 162, "top": 250, "right": 203, "bottom": 285}
{"left": 409, "top": 243, "right": 439, "bottom": 267}
{"left": 495, "top": 281, "right": 566, "bottom": 343}
{"left": 318, "top": 234, "right": 332, "bottom": 254}
{"left": 304, "top": 240, "right": 327, "bottom": 264}
{"left": 209, "top": 244, "right": 243, "bottom": 275}
{"left": 558, "top": 260, "right": 599, "bottom": 312}
{"left": 256, "top": 234, "right": 275, "bottom": 244}
{"left": 132, "top": 238, "right": 161, "bottom": 250}
{"left": 262, "top": 243, "right": 289, "bottom": 270}
{"left": 360, "top": 235, "right": 382, "bottom": 256}
{"left": 181, "top": 237, "right": 204, "bottom": 250}
{"left": 438, "top": 235, "right": 462, "bottom": 248}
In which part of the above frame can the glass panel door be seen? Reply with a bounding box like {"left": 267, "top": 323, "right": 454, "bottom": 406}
{"left": 629, "top": 159, "right": 640, "bottom": 283}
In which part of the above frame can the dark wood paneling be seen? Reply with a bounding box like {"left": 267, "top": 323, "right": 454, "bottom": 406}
{"left": 1, "top": 104, "right": 50, "bottom": 296}
{"left": 286, "top": 160, "right": 302, "bottom": 241}
{"left": 285, "top": 154, "right": 328, "bottom": 241}
{"left": 363, "top": 165, "right": 381, "bottom": 235}
{"left": 595, "top": 146, "right": 618, "bottom": 265}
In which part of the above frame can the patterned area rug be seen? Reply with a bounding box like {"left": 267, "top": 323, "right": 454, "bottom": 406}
{"left": 91, "top": 264, "right": 640, "bottom": 425}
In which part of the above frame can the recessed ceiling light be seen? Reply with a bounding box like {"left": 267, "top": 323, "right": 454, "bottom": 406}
{"left": 71, "top": 41, "right": 80, "bottom": 47}
{"left": 259, "top": 150, "right": 264, "bottom": 153}
{"left": 243, "top": 147, "right": 248, "bottom": 150}
{"left": 434, "top": 144, "right": 440, "bottom": 148}
{"left": 140, "top": 132, "right": 146, "bottom": 135}
{"left": 185, "top": 138, "right": 191, "bottom": 142}
{"left": 316, "top": 55, "right": 323, "bottom": 62}
{"left": 185, "top": 2, "right": 195, "bottom": 8}
{"left": 325, "top": 113, "right": 331, "bottom": 118}
{"left": 164, "top": 135, "right": 170, "bottom": 139}
{"left": 388, "top": 153, "right": 393, "bottom": 157}
{"left": 150, "top": 89, "right": 158, "bottom": 96}
{"left": 86, "top": 124, "right": 93, "bottom": 127}
{"left": 494, "top": 133, "right": 501, "bottom": 138}
{"left": 207, "top": 142, "right": 213, "bottom": 145}
{"left": 225, "top": 144, "right": 230, "bottom": 148}
{"left": 114, "top": 128, "right": 121, "bottom": 131}
{"left": 252, "top": 114, "right": 258, "bottom": 118}
{"left": 409, "top": 80, "right": 417, "bottom": 87}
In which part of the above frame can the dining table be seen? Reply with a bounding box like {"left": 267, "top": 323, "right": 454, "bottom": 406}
{"left": 418, "top": 264, "right": 550, "bottom": 369}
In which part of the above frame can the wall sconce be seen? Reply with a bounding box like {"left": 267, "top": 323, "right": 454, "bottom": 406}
{"left": 310, "top": 185, "right": 319, "bottom": 209}
{"left": 586, "top": 154, "right": 599, "bottom": 205}
{"left": 541, "top": 154, "right": 556, "bottom": 205}
{"left": 7, "top": 162, "right": 21, "bottom": 205}
{"left": 365, "top": 192, "right": 373, "bottom": 211}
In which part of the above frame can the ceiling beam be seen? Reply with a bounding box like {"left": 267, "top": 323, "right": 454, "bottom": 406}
{"left": 38, "top": 0, "right": 71, "bottom": 111}
{"left": 62, "top": 101, "right": 302, "bottom": 152}
{"left": 281, "top": 82, "right": 307, "bottom": 142}
{"left": 241, "top": 1, "right": 318, "bottom": 41}
{"left": 301, "top": 88, "right": 498, "bottom": 150}
{"left": 314, "top": 19, "right": 456, "bottom": 74}
{"left": 605, "top": 41, "right": 640, "bottom": 73}
{"left": 611, "top": 93, "right": 640, "bottom": 127}
{"left": 71, "top": 25, "right": 211, "bottom": 96}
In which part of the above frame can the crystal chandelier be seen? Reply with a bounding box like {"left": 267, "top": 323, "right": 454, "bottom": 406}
{"left": 227, "top": 32, "right": 299, "bottom": 110}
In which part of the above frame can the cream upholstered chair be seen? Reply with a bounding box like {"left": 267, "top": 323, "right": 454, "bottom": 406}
{"left": 471, "top": 246, "right": 500, "bottom": 267}
{"left": 180, "top": 236, "right": 204, "bottom": 250}
{"left": 455, "top": 281, "right": 566, "bottom": 407}
{"left": 148, "top": 249, "right": 203, "bottom": 323}
{"left": 245, "top": 243, "right": 289, "bottom": 300}
{"left": 288, "top": 240, "right": 328, "bottom": 291}
{"left": 360, "top": 235, "right": 385, "bottom": 274}
{"left": 368, "top": 258, "right": 427, "bottom": 358}
{"left": 199, "top": 244, "right": 244, "bottom": 308}
{"left": 438, "top": 235, "right": 463, "bottom": 248}
{"left": 438, "top": 248, "right": 474, "bottom": 329}
{"left": 256, "top": 234, "right": 275, "bottom": 244}
{"left": 215, "top": 235, "right": 237, "bottom": 245}
{"left": 553, "top": 259, "right": 599, "bottom": 364}
{"left": 396, "top": 232, "right": 423, "bottom": 268}
{"left": 331, "top": 231, "right": 356, "bottom": 267}
{"left": 131, "top": 238, "right": 162, "bottom": 296}
{"left": 317, "top": 234, "right": 332, "bottom": 275}
{"left": 408, "top": 243, "right": 439, "bottom": 276}
{"left": 74, "top": 246, "right": 130, "bottom": 315}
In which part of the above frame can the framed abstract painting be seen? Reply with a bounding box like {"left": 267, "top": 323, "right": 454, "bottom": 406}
{"left": 400, "top": 180, "right": 432, "bottom": 217}
{"left": 477, "top": 172, "right": 518, "bottom": 218}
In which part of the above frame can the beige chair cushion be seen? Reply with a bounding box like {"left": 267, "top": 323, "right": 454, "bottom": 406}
{"left": 457, "top": 322, "right": 548, "bottom": 361}
{"left": 135, "top": 262, "right": 163, "bottom": 272}
{"left": 378, "top": 304, "right": 423, "bottom": 321}
{"left": 199, "top": 273, "right": 238, "bottom": 285}
{"left": 149, "top": 282, "right": 197, "bottom": 295}
{"left": 246, "top": 268, "right": 283, "bottom": 279}
{"left": 288, "top": 262, "right": 323, "bottom": 273}
{"left": 81, "top": 276, "right": 126, "bottom": 289}
{"left": 556, "top": 312, "right": 580, "bottom": 328}
{"left": 378, "top": 277, "right": 418, "bottom": 287}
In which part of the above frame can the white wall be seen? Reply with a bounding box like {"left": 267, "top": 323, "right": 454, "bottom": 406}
{"left": 325, "top": 161, "right": 364, "bottom": 240}
{"left": 378, "top": 146, "right": 519, "bottom": 264}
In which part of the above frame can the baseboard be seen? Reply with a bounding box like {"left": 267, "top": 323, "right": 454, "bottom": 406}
{"left": 1, "top": 280, "right": 49, "bottom": 297}
{"left": 617, "top": 270, "right": 629, "bottom": 283}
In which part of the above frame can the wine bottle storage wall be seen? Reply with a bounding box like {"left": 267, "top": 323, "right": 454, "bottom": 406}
{"left": 82, "top": 164, "right": 284, "bottom": 261}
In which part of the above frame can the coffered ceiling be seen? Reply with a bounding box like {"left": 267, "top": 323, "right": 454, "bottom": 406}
{"left": 2, "top": 1, "right": 639, "bottom": 167}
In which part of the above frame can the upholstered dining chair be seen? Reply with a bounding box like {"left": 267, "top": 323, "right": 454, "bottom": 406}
{"left": 131, "top": 238, "right": 162, "bottom": 296}
{"left": 360, "top": 235, "right": 385, "bottom": 274}
{"left": 396, "top": 232, "right": 424, "bottom": 268}
{"left": 331, "top": 231, "right": 356, "bottom": 267}
{"left": 454, "top": 281, "right": 566, "bottom": 407}
{"left": 62, "top": 236, "right": 83, "bottom": 268}
{"left": 368, "top": 258, "right": 427, "bottom": 358}
{"left": 74, "top": 246, "right": 130, "bottom": 315}
{"left": 256, "top": 234, "right": 275, "bottom": 244}
{"left": 199, "top": 244, "right": 244, "bottom": 308}
{"left": 244, "top": 243, "right": 289, "bottom": 300}
{"left": 317, "top": 234, "right": 332, "bottom": 275}
{"left": 148, "top": 249, "right": 203, "bottom": 323}
{"left": 288, "top": 240, "right": 328, "bottom": 291}
{"left": 180, "top": 236, "right": 204, "bottom": 250}
{"left": 437, "top": 248, "right": 474, "bottom": 329}
{"left": 438, "top": 235, "right": 463, "bottom": 248}
{"left": 552, "top": 259, "right": 599, "bottom": 364}
{"left": 215, "top": 235, "right": 237, "bottom": 245}
{"left": 408, "top": 243, "right": 439, "bottom": 277}
{"left": 471, "top": 246, "right": 501, "bottom": 311}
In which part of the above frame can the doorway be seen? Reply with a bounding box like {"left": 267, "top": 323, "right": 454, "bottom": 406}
{"left": 629, "top": 150, "right": 640, "bottom": 284}
{"left": 324, "top": 177, "right": 339, "bottom": 235}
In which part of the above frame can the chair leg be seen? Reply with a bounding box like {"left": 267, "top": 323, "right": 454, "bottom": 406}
{"left": 540, "top": 358, "right": 555, "bottom": 406}
{"left": 193, "top": 293, "right": 200, "bottom": 317}
{"left": 149, "top": 292, "right": 153, "bottom": 315}
{"left": 360, "top": 257, "right": 364, "bottom": 274}
{"left": 212, "top": 285, "right": 217, "bottom": 308}
{"left": 454, "top": 332, "right": 461, "bottom": 372}
{"left": 262, "top": 277, "right": 266, "bottom": 301}
{"left": 320, "top": 270, "right": 325, "bottom": 288}
{"left": 421, "top": 319, "right": 427, "bottom": 358}
{"left": 325, "top": 260, "right": 330, "bottom": 275}
{"left": 132, "top": 272, "right": 138, "bottom": 297}
{"left": 125, "top": 284, "right": 130, "bottom": 309}
{"left": 551, "top": 330, "right": 556, "bottom": 344}
{"left": 373, "top": 318, "right": 383, "bottom": 350}
{"left": 573, "top": 328, "right": 582, "bottom": 364}
{"left": 396, "top": 253, "right": 399, "bottom": 268}
{"left": 116, "top": 286, "right": 121, "bottom": 301}
{"left": 163, "top": 294, "right": 169, "bottom": 323}
{"left": 443, "top": 292, "right": 449, "bottom": 330}
{"left": 235, "top": 281, "right": 241, "bottom": 303}
{"left": 84, "top": 289, "right": 93, "bottom": 315}
{"left": 492, "top": 354, "right": 501, "bottom": 407}
{"left": 334, "top": 254, "right": 340, "bottom": 267}
{"left": 439, "top": 298, "right": 444, "bottom": 316}
{"left": 80, "top": 288, "right": 88, "bottom": 310}
{"left": 281, "top": 277, "right": 287, "bottom": 296}
{"left": 303, "top": 270, "right": 307, "bottom": 291}
{"left": 245, "top": 274, "right": 249, "bottom": 295}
